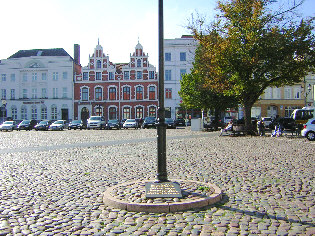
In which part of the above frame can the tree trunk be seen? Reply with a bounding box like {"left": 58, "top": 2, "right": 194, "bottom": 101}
{"left": 243, "top": 103, "right": 253, "bottom": 133}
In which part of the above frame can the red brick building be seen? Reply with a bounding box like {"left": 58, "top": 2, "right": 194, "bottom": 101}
{"left": 74, "top": 42, "right": 158, "bottom": 121}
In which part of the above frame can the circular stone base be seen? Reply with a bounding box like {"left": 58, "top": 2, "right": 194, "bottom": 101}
{"left": 103, "top": 179, "right": 222, "bottom": 213}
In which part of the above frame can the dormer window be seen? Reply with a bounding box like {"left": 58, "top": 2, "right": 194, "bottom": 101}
{"left": 137, "top": 59, "right": 141, "bottom": 67}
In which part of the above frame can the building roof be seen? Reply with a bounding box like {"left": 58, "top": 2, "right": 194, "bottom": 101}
{"left": 8, "top": 48, "right": 71, "bottom": 59}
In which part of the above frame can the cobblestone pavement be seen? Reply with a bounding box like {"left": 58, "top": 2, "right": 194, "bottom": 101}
{"left": 0, "top": 128, "right": 314, "bottom": 235}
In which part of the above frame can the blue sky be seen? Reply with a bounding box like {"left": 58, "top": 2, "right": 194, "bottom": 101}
{"left": 1, "top": 0, "right": 313, "bottom": 67}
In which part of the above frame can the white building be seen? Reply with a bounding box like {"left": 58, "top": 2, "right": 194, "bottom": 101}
{"left": 0, "top": 48, "right": 75, "bottom": 122}
{"left": 164, "top": 35, "right": 197, "bottom": 119}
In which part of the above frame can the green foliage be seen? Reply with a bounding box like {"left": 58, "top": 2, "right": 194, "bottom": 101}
{"left": 189, "top": 0, "right": 314, "bottom": 127}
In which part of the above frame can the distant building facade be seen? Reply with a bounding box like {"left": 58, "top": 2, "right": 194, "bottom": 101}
{"left": 0, "top": 48, "right": 75, "bottom": 122}
{"left": 164, "top": 36, "right": 198, "bottom": 119}
{"left": 74, "top": 42, "right": 158, "bottom": 121}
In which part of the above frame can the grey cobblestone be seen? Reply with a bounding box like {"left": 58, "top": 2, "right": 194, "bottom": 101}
{"left": 0, "top": 129, "right": 314, "bottom": 234}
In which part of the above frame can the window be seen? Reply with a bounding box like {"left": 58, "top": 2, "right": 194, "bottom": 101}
{"left": 149, "top": 71, "right": 155, "bottom": 79}
{"left": 136, "top": 86, "right": 143, "bottom": 100}
{"left": 1, "top": 74, "right": 6, "bottom": 81}
{"left": 124, "top": 71, "right": 130, "bottom": 80}
{"left": 165, "top": 88, "right": 172, "bottom": 99}
{"left": 136, "top": 106, "right": 143, "bottom": 119}
{"left": 23, "top": 73, "right": 27, "bottom": 82}
{"left": 62, "top": 87, "right": 68, "bottom": 98}
{"left": 180, "top": 52, "right": 186, "bottom": 61}
{"left": 53, "top": 72, "right": 58, "bottom": 81}
{"left": 165, "top": 53, "right": 171, "bottom": 61}
{"left": 42, "top": 88, "right": 47, "bottom": 98}
{"left": 21, "top": 106, "right": 27, "bottom": 120}
{"left": 96, "top": 72, "right": 102, "bottom": 80}
{"left": 294, "top": 87, "right": 301, "bottom": 99}
{"left": 109, "top": 72, "right": 114, "bottom": 80}
{"left": 11, "top": 106, "right": 17, "bottom": 120}
{"left": 32, "top": 88, "right": 37, "bottom": 99}
{"left": 10, "top": 74, "right": 15, "bottom": 82}
{"left": 53, "top": 88, "right": 58, "bottom": 98}
{"left": 95, "top": 106, "right": 103, "bottom": 116}
{"left": 81, "top": 88, "right": 89, "bottom": 101}
{"left": 51, "top": 105, "right": 57, "bottom": 120}
{"left": 31, "top": 106, "right": 37, "bottom": 120}
{"left": 109, "top": 107, "right": 117, "bottom": 120}
{"left": 1, "top": 89, "right": 6, "bottom": 100}
{"left": 41, "top": 106, "right": 47, "bottom": 120}
{"left": 180, "top": 69, "right": 186, "bottom": 80}
{"left": 149, "top": 106, "right": 156, "bottom": 117}
{"left": 137, "top": 59, "right": 142, "bottom": 67}
{"left": 284, "top": 87, "right": 292, "bottom": 99}
{"left": 63, "top": 72, "right": 68, "bottom": 80}
{"left": 137, "top": 71, "right": 142, "bottom": 79}
{"left": 165, "top": 70, "right": 171, "bottom": 81}
{"left": 109, "top": 87, "right": 116, "bottom": 100}
{"left": 95, "top": 87, "right": 102, "bottom": 101}
{"left": 23, "top": 89, "right": 28, "bottom": 99}
{"left": 10, "top": 89, "right": 15, "bottom": 99}
{"left": 123, "top": 107, "right": 131, "bottom": 119}
{"left": 42, "top": 73, "right": 47, "bottom": 80}
{"left": 97, "top": 60, "right": 102, "bottom": 69}
{"left": 264, "top": 87, "right": 272, "bottom": 99}
{"left": 123, "top": 86, "right": 131, "bottom": 100}
{"left": 32, "top": 73, "right": 37, "bottom": 81}
{"left": 273, "top": 88, "right": 281, "bottom": 99}
{"left": 149, "top": 86, "right": 156, "bottom": 100}
{"left": 83, "top": 72, "right": 89, "bottom": 80}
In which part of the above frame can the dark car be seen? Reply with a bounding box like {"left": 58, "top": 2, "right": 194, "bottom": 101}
{"left": 17, "top": 120, "right": 37, "bottom": 131}
{"left": 106, "top": 119, "right": 121, "bottom": 130}
{"left": 175, "top": 118, "right": 186, "bottom": 126}
{"left": 68, "top": 120, "right": 86, "bottom": 130}
{"left": 165, "top": 118, "right": 176, "bottom": 129}
{"left": 142, "top": 117, "right": 156, "bottom": 129}
{"left": 270, "top": 117, "right": 296, "bottom": 131}
{"left": 34, "top": 120, "right": 51, "bottom": 131}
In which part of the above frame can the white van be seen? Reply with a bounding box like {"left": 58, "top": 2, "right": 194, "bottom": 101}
{"left": 87, "top": 116, "right": 106, "bottom": 129}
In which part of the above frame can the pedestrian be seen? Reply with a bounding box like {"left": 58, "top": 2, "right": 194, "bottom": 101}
{"left": 257, "top": 119, "right": 265, "bottom": 136}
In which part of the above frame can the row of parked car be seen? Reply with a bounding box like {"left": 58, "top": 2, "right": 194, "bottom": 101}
{"left": 0, "top": 116, "right": 188, "bottom": 132}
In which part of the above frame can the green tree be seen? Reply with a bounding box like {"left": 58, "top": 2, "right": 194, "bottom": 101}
{"left": 189, "top": 0, "right": 314, "bottom": 129}
{"left": 179, "top": 45, "right": 238, "bottom": 125}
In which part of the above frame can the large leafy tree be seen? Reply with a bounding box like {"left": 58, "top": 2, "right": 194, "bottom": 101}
{"left": 179, "top": 45, "right": 238, "bottom": 123}
{"left": 188, "top": 0, "right": 314, "bottom": 129}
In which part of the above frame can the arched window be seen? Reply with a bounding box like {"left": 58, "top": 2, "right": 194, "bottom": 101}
{"left": 136, "top": 86, "right": 143, "bottom": 100}
{"left": 123, "top": 86, "right": 131, "bottom": 100}
{"left": 51, "top": 105, "right": 57, "bottom": 120}
{"left": 31, "top": 105, "right": 37, "bottom": 120}
{"left": 149, "top": 86, "right": 156, "bottom": 100}
{"left": 81, "top": 87, "right": 89, "bottom": 101}
{"left": 136, "top": 106, "right": 143, "bottom": 119}
{"left": 109, "top": 107, "right": 117, "bottom": 120}
{"left": 95, "top": 87, "right": 103, "bottom": 101}
{"left": 97, "top": 60, "right": 102, "bottom": 69}
{"left": 21, "top": 106, "right": 27, "bottom": 120}
{"left": 109, "top": 87, "right": 116, "bottom": 100}
{"left": 41, "top": 105, "right": 47, "bottom": 120}
{"left": 95, "top": 106, "right": 103, "bottom": 116}
{"left": 123, "top": 107, "right": 131, "bottom": 119}
{"left": 149, "top": 106, "right": 156, "bottom": 117}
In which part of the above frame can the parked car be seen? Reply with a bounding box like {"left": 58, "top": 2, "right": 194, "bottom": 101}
{"left": 17, "top": 120, "right": 37, "bottom": 131}
{"left": 0, "top": 121, "right": 17, "bottom": 131}
{"left": 123, "top": 119, "right": 138, "bottom": 129}
{"left": 174, "top": 118, "right": 186, "bottom": 126}
{"left": 68, "top": 120, "right": 86, "bottom": 130}
{"left": 262, "top": 117, "right": 272, "bottom": 129}
{"left": 87, "top": 116, "right": 106, "bottom": 130}
{"left": 270, "top": 117, "right": 296, "bottom": 131}
{"left": 142, "top": 117, "right": 156, "bottom": 129}
{"left": 49, "top": 120, "right": 66, "bottom": 131}
{"left": 301, "top": 118, "right": 315, "bottom": 141}
{"left": 106, "top": 119, "right": 121, "bottom": 130}
{"left": 165, "top": 118, "right": 176, "bottom": 129}
{"left": 120, "top": 119, "right": 127, "bottom": 127}
{"left": 34, "top": 120, "right": 51, "bottom": 131}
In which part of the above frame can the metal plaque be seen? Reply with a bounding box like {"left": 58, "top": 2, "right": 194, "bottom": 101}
{"left": 145, "top": 182, "right": 182, "bottom": 198}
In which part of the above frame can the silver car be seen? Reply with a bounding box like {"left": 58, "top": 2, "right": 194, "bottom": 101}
{"left": 123, "top": 119, "right": 138, "bottom": 129}
{"left": 0, "top": 121, "right": 17, "bottom": 131}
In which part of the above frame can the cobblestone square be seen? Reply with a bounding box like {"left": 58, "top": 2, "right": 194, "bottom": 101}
{"left": 0, "top": 129, "right": 314, "bottom": 235}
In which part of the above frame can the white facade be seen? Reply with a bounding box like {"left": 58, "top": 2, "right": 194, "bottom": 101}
{"left": 0, "top": 49, "right": 74, "bottom": 122}
{"left": 164, "top": 36, "right": 197, "bottom": 119}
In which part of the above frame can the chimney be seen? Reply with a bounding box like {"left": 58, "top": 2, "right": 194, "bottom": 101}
{"left": 74, "top": 44, "right": 80, "bottom": 65}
